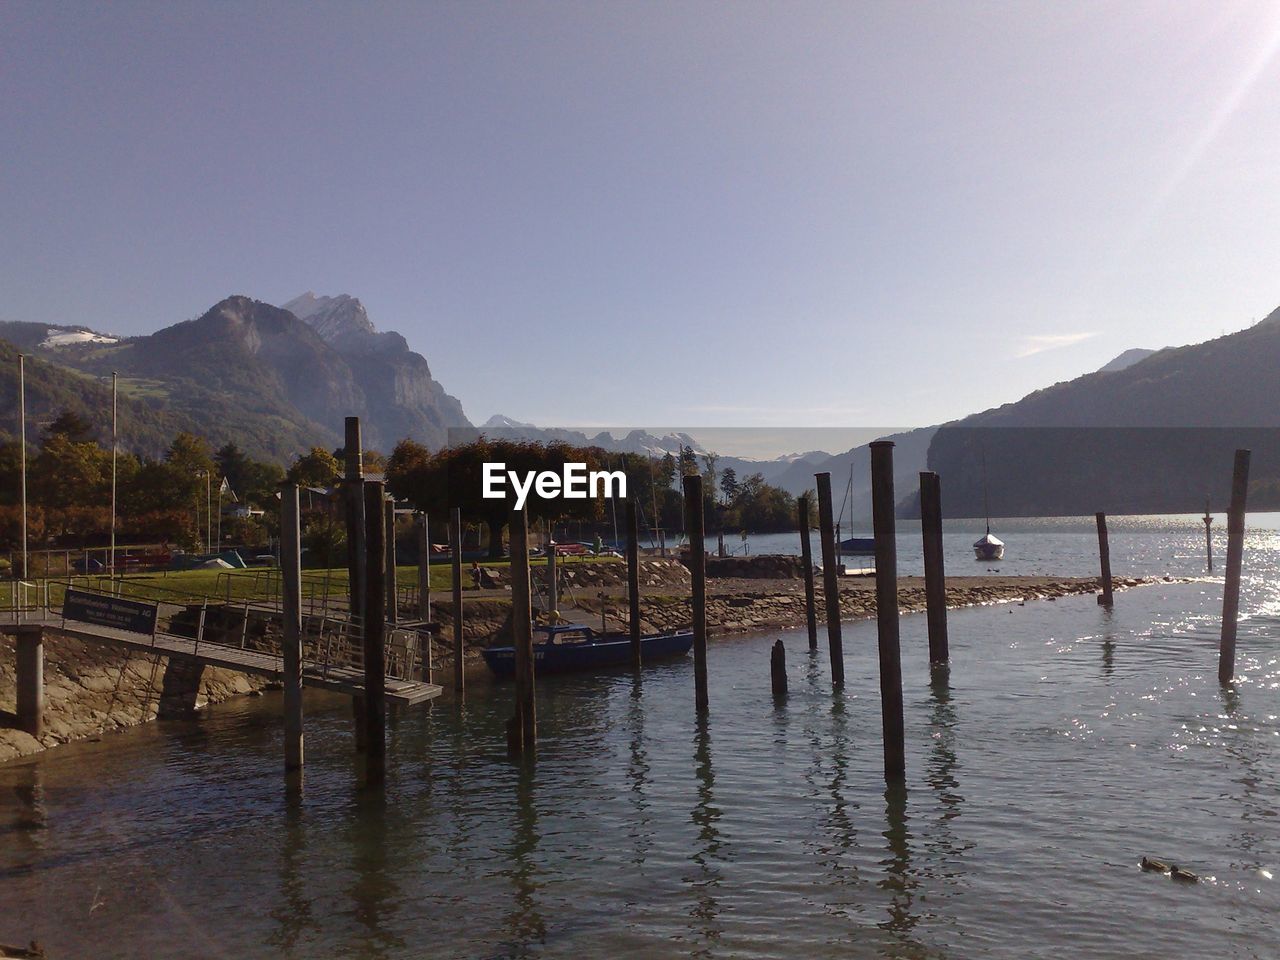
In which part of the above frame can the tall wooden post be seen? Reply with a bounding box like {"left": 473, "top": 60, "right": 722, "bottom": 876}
{"left": 1203, "top": 498, "right": 1213, "bottom": 572}
{"left": 343, "top": 418, "right": 366, "bottom": 618}
{"left": 1219, "top": 449, "right": 1251, "bottom": 685}
{"left": 815, "top": 473, "right": 844, "bottom": 685}
{"left": 15, "top": 626, "right": 43, "bottom": 738}
{"left": 281, "top": 484, "right": 304, "bottom": 772}
{"left": 1095, "top": 512, "right": 1114, "bottom": 607}
{"left": 684, "top": 474, "right": 709, "bottom": 714}
{"left": 343, "top": 418, "right": 367, "bottom": 752}
{"left": 509, "top": 508, "right": 537, "bottom": 755}
{"left": 919, "top": 472, "right": 949, "bottom": 664}
{"left": 450, "top": 507, "right": 465, "bottom": 693}
{"left": 626, "top": 499, "right": 642, "bottom": 670}
{"left": 546, "top": 524, "right": 558, "bottom": 619}
{"left": 416, "top": 512, "right": 432, "bottom": 682}
{"left": 363, "top": 482, "right": 387, "bottom": 786}
{"left": 871, "top": 441, "right": 905, "bottom": 782}
{"left": 799, "top": 494, "right": 818, "bottom": 652}
{"left": 384, "top": 497, "right": 398, "bottom": 625}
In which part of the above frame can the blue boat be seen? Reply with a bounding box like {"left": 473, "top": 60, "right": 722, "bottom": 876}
{"left": 482, "top": 623, "right": 694, "bottom": 678}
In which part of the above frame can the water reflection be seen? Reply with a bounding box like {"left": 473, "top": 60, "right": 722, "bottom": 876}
{"left": 503, "top": 757, "right": 545, "bottom": 954}
{"left": 818, "top": 692, "right": 859, "bottom": 913}
{"left": 1099, "top": 607, "right": 1116, "bottom": 678}
{"left": 626, "top": 676, "right": 653, "bottom": 867}
{"left": 348, "top": 790, "right": 402, "bottom": 958}
{"left": 269, "top": 793, "right": 312, "bottom": 955}
{"left": 686, "top": 717, "right": 723, "bottom": 956}
{"left": 879, "top": 782, "right": 917, "bottom": 937}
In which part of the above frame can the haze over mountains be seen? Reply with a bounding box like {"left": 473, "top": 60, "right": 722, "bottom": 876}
{"left": 4, "top": 295, "right": 1280, "bottom": 517}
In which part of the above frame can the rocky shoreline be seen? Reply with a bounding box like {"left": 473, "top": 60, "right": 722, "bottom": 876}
{"left": 2, "top": 558, "right": 1171, "bottom": 763}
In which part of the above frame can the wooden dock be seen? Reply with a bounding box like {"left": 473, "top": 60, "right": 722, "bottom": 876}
{"left": 4, "top": 613, "right": 442, "bottom": 706}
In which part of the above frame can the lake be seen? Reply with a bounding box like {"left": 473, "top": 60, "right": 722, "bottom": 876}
{"left": 2, "top": 515, "right": 1279, "bottom": 958}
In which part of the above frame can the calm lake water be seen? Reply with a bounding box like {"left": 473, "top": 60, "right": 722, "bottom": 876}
{"left": 3, "top": 515, "right": 1280, "bottom": 958}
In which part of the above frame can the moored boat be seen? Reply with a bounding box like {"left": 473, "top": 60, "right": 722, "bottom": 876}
{"left": 482, "top": 623, "right": 694, "bottom": 677}
{"left": 974, "top": 530, "right": 1005, "bottom": 561}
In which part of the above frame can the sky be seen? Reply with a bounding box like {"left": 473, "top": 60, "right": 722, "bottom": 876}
{"left": 5, "top": 1, "right": 1280, "bottom": 448}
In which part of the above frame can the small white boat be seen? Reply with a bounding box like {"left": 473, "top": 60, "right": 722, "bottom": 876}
{"left": 974, "top": 530, "right": 1004, "bottom": 561}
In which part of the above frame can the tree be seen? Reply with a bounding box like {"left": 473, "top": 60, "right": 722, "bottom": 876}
{"left": 287, "top": 447, "right": 341, "bottom": 487}
{"left": 701, "top": 451, "right": 719, "bottom": 500}
{"left": 43, "top": 409, "right": 96, "bottom": 446}
{"left": 678, "top": 444, "right": 699, "bottom": 477}
{"left": 719, "top": 467, "right": 738, "bottom": 502}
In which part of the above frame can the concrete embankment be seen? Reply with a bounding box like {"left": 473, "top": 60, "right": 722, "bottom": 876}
{"left": 0, "top": 633, "right": 269, "bottom": 763}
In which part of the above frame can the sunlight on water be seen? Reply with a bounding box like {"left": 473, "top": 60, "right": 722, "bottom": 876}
{"left": 2, "top": 515, "right": 1279, "bottom": 958}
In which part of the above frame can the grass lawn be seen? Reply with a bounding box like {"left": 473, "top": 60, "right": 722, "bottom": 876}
{"left": 2, "top": 555, "right": 626, "bottom": 610}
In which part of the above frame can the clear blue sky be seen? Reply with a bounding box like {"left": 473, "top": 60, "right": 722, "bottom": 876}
{"left": 5, "top": 1, "right": 1280, "bottom": 439}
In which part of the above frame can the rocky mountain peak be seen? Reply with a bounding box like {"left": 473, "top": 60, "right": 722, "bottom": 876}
{"left": 282, "top": 292, "right": 376, "bottom": 343}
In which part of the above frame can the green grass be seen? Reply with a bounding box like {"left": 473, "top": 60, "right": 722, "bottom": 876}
{"left": 2, "top": 554, "right": 625, "bottom": 611}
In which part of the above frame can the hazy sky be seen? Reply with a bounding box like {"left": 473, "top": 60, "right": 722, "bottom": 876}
{"left": 5, "top": 1, "right": 1280, "bottom": 437}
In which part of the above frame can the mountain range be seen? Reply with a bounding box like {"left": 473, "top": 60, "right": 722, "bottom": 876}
{"left": 5, "top": 291, "right": 1280, "bottom": 519}
{"left": 0, "top": 294, "right": 469, "bottom": 460}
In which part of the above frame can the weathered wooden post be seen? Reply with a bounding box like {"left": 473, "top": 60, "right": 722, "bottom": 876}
{"left": 1095, "top": 512, "right": 1114, "bottom": 607}
{"left": 683, "top": 474, "right": 709, "bottom": 714}
{"left": 545, "top": 522, "right": 559, "bottom": 619}
{"left": 815, "top": 473, "right": 845, "bottom": 685}
{"left": 450, "top": 507, "right": 464, "bottom": 693}
{"left": 281, "top": 484, "right": 304, "bottom": 772}
{"left": 342, "top": 418, "right": 367, "bottom": 751}
{"left": 919, "top": 472, "right": 949, "bottom": 665}
{"left": 626, "top": 498, "right": 642, "bottom": 670}
{"left": 1219, "top": 448, "right": 1251, "bottom": 685}
{"left": 770, "top": 639, "right": 787, "bottom": 700}
{"left": 416, "top": 512, "right": 432, "bottom": 682}
{"left": 508, "top": 507, "right": 537, "bottom": 756}
{"left": 871, "top": 441, "right": 905, "bottom": 782}
{"left": 384, "top": 497, "right": 398, "bottom": 625}
{"left": 798, "top": 494, "right": 818, "bottom": 652}
{"left": 15, "top": 626, "right": 44, "bottom": 738}
{"left": 1203, "top": 497, "right": 1213, "bottom": 572}
{"left": 363, "top": 481, "right": 387, "bottom": 786}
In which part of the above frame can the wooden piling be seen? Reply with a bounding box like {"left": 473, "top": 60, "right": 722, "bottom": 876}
{"left": 416, "top": 512, "right": 432, "bottom": 682}
{"left": 871, "top": 441, "right": 905, "bottom": 782}
{"left": 684, "top": 474, "right": 709, "bottom": 714}
{"left": 1095, "top": 512, "right": 1114, "bottom": 607}
{"left": 814, "top": 473, "right": 845, "bottom": 685}
{"left": 509, "top": 508, "right": 537, "bottom": 756}
{"left": 342, "top": 418, "right": 367, "bottom": 747}
{"left": 1203, "top": 497, "right": 1213, "bottom": 572}
{"left": 626, "top": 498, "right": 642, "bottom": 671}
{"left": 450, "top": 507, "right": 464, "bottom": 693}
{"left": 798, "top": 494, "right": 818, "bottom": 652}
{"left": 384, "top": 497, "right": 398, "bottom": 625}
{"left": 363, "top": 481, "right": 387, "bottom": 786}
{"left": 281, "top": 484, "right": 304, "bottom": 772}
{"left": 771, "top": 639, "right": 787, "bottom": 699}
{"left": 546, "top": 526, "right": 558, "bottom": 619}
{"left": 1219, "top": 448, "right": 1251, "bottom": 685}
{"left": 919, "top": 472, "right": 949, "bottom": 664}
{"left": 15, "top": 626, "right": 43, "bottom": 738}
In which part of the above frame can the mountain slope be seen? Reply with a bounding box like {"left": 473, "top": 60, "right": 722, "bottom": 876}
{"left": 0, "top": 293, "right": 472, "bottom": 460}
{"left": 927, "top": 308, "right": 1280, "bottom": 516}
{"left": 282, "top": 292, "right": 470, "bottom": 448}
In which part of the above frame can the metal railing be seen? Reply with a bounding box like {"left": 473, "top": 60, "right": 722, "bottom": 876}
{"left": 18, "top": 576, "right": 429, "bottom": 685}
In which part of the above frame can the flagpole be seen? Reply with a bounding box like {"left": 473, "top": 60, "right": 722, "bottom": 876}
{"left": 216, "top": 478, "right": 222, "bottom": 551}
{"left": 110, "top": 371, "right": 117, "bottom": 577}
{"left": 18, "top": 354, "right": 27, "bottom": 581}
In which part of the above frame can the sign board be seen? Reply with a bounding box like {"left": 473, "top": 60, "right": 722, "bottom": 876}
{"left": 62, "top": 589, "right": 158, "bottom": 636}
